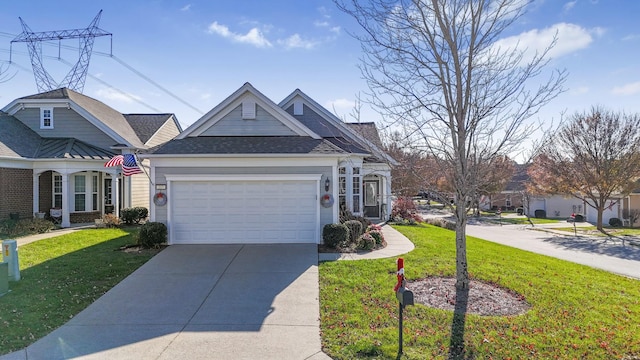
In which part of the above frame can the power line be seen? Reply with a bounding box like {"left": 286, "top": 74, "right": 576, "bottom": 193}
{"left": 1, "top": 23, "right": 204, "bottom": 115}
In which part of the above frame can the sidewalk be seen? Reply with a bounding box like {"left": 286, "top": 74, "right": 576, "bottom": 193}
{"left": 11, "top": 224, "right": 93, "bottom": 247}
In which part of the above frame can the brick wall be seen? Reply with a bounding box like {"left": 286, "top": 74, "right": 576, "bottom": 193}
{"left": 70, "top": 211, "right": 101, "bottom": 224}
{"left": 0, "top": 168, "right": 34, "bottom": 220}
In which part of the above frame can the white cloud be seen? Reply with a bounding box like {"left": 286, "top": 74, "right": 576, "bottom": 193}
{"left": 207, "top": 21, "right": 272, "bottom": 48}
{"left": 570, "top": 86, "right": 589, "bottom": 95}
{"left": 326, "top": 98, "right": 356, "bottom": 113}
{"left": 563, "top": 0, "right": 577, "bottom": 12}
{"left": 622, "top": 34, "right": 640, "bottom": 41}
{"left": 330, "top": 26, "right": 341, "bottom": 35}
{"left": 278, "top": 34, "right": 318, "bottom": 50}
{"left": 96, "top": 88, "right": 142, "bottom": 104}
{"left": 492, "top": 23, "right": 594, "bottom": 63}
{"left": 314, "top": 20, "right": 330, "bottom": 27}
{"left": 612, "top": 82, "right": 640, "bottom": 95}
{"left": 181, "top": 4, "right": 191, "bottom": 12}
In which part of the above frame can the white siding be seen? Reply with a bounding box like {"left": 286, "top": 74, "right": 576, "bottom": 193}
{"left": 130, "top": 160, "right": 150, "bottom": 209}
{"left": 145, "top": 119, "right": 181, "bottom": 147}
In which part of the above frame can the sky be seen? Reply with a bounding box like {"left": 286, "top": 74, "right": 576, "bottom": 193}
{"left": 0, "top": 0, "right": 639, "bottom": 139}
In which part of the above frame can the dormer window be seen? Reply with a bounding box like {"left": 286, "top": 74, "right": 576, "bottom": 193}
{"left": 40, "top": 107, "right": 53, "bottom": 129}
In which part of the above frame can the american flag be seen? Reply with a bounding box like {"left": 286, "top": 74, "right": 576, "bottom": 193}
{"left": 104, "top": 154, "right": 143, "bottom": 176}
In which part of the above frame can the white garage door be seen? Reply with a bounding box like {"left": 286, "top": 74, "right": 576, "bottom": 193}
{"left": 170, "top": 180, "right": 318, "bottom": 244}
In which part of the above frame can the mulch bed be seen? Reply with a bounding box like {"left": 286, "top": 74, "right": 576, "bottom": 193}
{"left": 408, "top": 277, "right": 531, "bottom": 316}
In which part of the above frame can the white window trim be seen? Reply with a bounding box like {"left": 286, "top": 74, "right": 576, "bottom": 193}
{"left": 40, "top": 107, "right": 53, "bottom": 129}
{"left": 52, "top": 173, "right": 62, "bottom": 208}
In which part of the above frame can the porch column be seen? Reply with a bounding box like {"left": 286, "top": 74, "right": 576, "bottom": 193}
{"left": 32, "top": 172, "right": 40, "bottom": 217}
{"left": 111, "top": 174, "right": 120, "bottom": 219}
{"left": 345, "top": 165, "right": 353, "bottom": 212}
{"left": 61, "top": 173, "right": 70, "bottom": 228}
{"left": 383, "top": 171, "right": 392, "bottom": 220}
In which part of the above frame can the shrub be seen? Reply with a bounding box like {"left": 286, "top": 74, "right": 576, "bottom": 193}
{"left": 102, "top": 213, "right": 121, "bottom": 228}
{"left": 339, "top": 208, "right": 371, "bottom": 229}
{"left": 609, "top": 217, "right": 623, "bottom": 227}
{"left": 534, "top": 209, "right": 546, "bottom": 219}
{"left": 343, "top": 220, "right": 363, "bottom": 245}
{"left": 366, "top": 224, "right": 385, "bottom": 246}
{"left": 137, "top": 222, "right": 167, "bottom": 249}
{"left": 323, "top": 223, "right": 350, "bottom": 248}
{"left": 390, "top": 197, "right": 423, "bottom": 224}
{"left": 120, "top": 207, "right": 148, "bottom": 225}
{"left": 0, "top": 218, "right": 54, "bottom": 237}
{"left": 423, "top": 217, "right": 457, "bottom": 230}
{"left": 358, "top": 232, "right": 376, "bottom": 250}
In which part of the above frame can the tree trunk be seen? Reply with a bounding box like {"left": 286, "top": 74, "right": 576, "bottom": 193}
{"left": 597, "top": 207, "right": 604, "bottom": 232}
{"left": 455, "top": 197, "right": 469, "bottom": 290}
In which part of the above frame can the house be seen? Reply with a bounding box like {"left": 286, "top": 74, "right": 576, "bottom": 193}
{"left": 0, "top": 88, "right": 181, "bottom": 227}
{"left": 146, "top": 82, "right": 395, "bottom": 245}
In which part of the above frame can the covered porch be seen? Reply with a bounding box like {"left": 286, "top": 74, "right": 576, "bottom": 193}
{"left": 337, "top": 159, "right": 392, "bottom": 222}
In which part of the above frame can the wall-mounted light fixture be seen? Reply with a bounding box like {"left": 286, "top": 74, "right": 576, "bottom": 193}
{"left": 324, "top": 177, "right": 331, "bottom": 192}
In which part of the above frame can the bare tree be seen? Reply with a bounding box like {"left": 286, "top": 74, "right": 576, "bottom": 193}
{"left": 528, "top": 107, "right": 640, "bottom": 232}
{"left": 335, "top": 0, "right": 566, "bottom": 291}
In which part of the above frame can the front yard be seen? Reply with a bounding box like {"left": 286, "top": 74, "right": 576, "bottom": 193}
{"left": 0, "top": 228, "right": 158, "bottom": 355}
{"left": 319, "top": 224, "right": 640, "bottom": 359}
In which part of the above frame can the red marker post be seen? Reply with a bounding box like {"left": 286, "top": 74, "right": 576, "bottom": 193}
{"left": 394, "top": 257, "right": 413, "bottom": 356}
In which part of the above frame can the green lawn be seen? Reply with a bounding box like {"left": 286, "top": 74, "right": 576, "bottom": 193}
{"left": 0, "top": 228, "right": 159, "bottom": 355}
{"left": 319, "top": 224, "right": 640, "bottom": 359}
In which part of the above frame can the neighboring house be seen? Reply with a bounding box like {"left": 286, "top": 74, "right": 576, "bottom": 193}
{"left": 146, "top": 82, "right": 395, "bottom": 245}
{"left": 0, "top": 88, "right": 181, "bottom": 227}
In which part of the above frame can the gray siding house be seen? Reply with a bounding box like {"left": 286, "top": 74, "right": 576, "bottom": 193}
{"left": 146, "top": 83, "right": 395, "bottom": 245}
{"left": 0, "top": 88, "right": 181, "bottom": 226}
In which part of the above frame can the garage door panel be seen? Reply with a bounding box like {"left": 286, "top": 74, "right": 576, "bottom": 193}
{"left": 170, "top": 180, "right": 318, "bottom": 244}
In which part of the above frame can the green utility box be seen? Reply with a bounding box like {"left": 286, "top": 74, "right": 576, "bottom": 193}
{"left": 0, "top": 262, "right": 8, "bottom": 296}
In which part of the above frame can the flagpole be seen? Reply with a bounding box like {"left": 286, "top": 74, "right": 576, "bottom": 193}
{"left": 133, "top": 152, "right": 155, "bottom": 186}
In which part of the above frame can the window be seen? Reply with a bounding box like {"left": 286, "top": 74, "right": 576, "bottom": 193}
{"left": 40, "top": 107, "right": 53, "bottom": 129}
{"left": 338, "top": 167, "right": 346, "bottom": 211}
{"left": 74, "top": 175, "right": 86, "bottom": 212}
{"left": 352, "top": 167, "right": 361, "bottom": 213}
{"left": 53, "top": 174, "right": 62, "bottom": 208}
{"left": 505, "top": 195, "right": 511, "bottom": 208}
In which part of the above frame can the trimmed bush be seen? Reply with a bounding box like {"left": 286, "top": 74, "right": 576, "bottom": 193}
{"left": 120, "top": 207, "right": 149, "bottom": 225}
{"left": 358, "top": 232, "right": 376, "bottom": 250}
{"left": 343, "top": 220, "right": 363, "bottom": 245}
{"left": 323, "top": 223, "right": 350, "bottom": 248}
{"left": 137, "top": 222, "right": 167, "bottom": 249}
{"left": 534, "top": 209, "right": 546, "bottom": 219}
{"left": 423, "top": 217, "right": 457, "bottom": 230}
{"left": 366, "top": 224, "right": 385, "bottom": 246}
{"left": 0, "top": 218, "right": 54, "bottom": 237}
{"left": 609, "top": 217, "right": 623, "bottom": 227}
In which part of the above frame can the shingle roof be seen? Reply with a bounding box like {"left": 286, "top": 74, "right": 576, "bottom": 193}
{"left": 123, "top": 114, "right": 174, "bottom": 144}
{"left": 346, "top": 122, "right": 384, "bottom": 148}
{"left": 20, "top": 88, "right": 146, "bottom": 149}
{"left": 152, "top": 136, "right": 347, "bottom": 155}
{"left": 35, "top": 138, "right": 115, "bottom": 160}
{"left": 0, "top": 113, "right": 42, "bottom": 158}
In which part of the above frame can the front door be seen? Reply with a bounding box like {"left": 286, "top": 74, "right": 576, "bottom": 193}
{"left": 103, "top": 177, "right": 123, "bottom": 214}
{"left": 363, "top": 180, "right": 380, "bottom": 218}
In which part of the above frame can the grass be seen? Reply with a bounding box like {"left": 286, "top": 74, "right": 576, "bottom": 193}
{"left": 319, "top": 224, "right": 640, "bottom": 359}
{"left": 0, "top": 228, "right": 159, "bottom": 355}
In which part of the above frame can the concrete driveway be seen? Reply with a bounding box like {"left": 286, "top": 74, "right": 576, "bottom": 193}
{"left": 2, "top": 244, "right": 330, "bottom": 360}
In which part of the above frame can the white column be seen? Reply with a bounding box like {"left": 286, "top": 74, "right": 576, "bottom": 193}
{"left": 32, "top": 172, "right": 40, "bottom": 217}
{"left": 384, "top": 171, "right": 392, "bottom": 220}
{"left": 112, "top": 173, "right": 120, "bottom": 218}
{"left": 61, "top": 173, "right": 70, "bottom": 228}
{"left": 346, "top": 165, "right": 353, "bottom": 212}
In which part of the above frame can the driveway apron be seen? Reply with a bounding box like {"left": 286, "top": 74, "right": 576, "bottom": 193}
{"left": 6, "top": 244, "right": 327, "bottom": 360}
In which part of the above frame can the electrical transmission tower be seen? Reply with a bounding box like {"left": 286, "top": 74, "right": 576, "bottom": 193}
{"left": 10, "top": 10, "right": 112, "bottom": 93}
